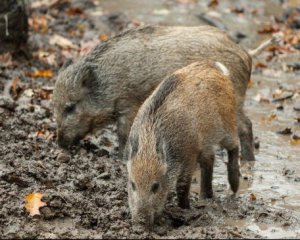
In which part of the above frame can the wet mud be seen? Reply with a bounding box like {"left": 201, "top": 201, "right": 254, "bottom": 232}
{"left": 1, "top": 0, "right": 300, "bottom": 238}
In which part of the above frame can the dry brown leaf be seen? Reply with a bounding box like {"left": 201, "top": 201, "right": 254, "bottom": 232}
{"left": 31, "top": 0, "right": 61, "bottom": 8}
{"left": 247, "top": 79, "right": 254, "bottom": 88}
{"left": 25, "top": 192, "right": 47, "bottom": 216}
{"left": 253, "top": 94, "right": 270, "bottom": 103}
{"left": 249, "top": 193, "right": 256, "bottom": 201}
{"left": 258, "top": 25, "right": 280, "bottom": 34}
{"left": 32, "top": 50, "right": 57, "bottom": 66}
{"left": 99, "top": 34, "right": 109, "bottom": 41}
{"left": 0, "top": 52, "right": 15, "bottom": 67}
{"left": 49, "top": 34, "right": 78, "bottom": 50}
{"left": 208, "top": 0, "right": 219, "bottom": 7}
{"left": 262, "top": 113, "right": 277, "bottom": 122}
{"left": 66, "top": 7, "right": 84, "bottom": 16}
{"left": 28, "top": 69, "right": 53, "bottom": 78}
{"left": 231, "top": 7, "right": 244, "bottom": 14}
{"left": 255, "top": 62, "right": 267, "bottom": 69}
{"left": 177, "top": 0, "right": 197, "bottom": 4}
{"left": 290, "top": 134, "right": 300, "bottom": 145}
{"left": 11, "top": 77, "right": 20, "bottom": 95}
{"left": 28, "top": 14, "right": 48, "bottom": 33}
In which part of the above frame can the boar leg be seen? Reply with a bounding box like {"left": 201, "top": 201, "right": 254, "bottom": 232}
{"left": 227, "top": 146, "right": 240, "bottom": 193}
{"left": 238, "top": 112, "right": 255, "bottom": 161}
{"left": 116, "top": 108, "right": 139, "bottom": 159}
{"left": 198, "top": 151, "right": 214, "bottom": 199}
{"left": 176, "top": 172, "right": 192, "bottom": 209}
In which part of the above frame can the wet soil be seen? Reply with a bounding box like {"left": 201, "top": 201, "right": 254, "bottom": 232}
{"left": 1, "top": 0, "right": 300, "bottom": 238}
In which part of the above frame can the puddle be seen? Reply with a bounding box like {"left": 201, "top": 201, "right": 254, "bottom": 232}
{"left": 225, "top": 218, "right": 300, "bottom": 238}
{"left": 96, "top": 0, "right": 300, "bottom": 237}
{"left": 93, "top": 0, "right": 300, "bottom": 238}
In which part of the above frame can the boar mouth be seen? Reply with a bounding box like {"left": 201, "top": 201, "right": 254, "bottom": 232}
{"left": 57, "top": 134, "right": 81, "bottom": 149}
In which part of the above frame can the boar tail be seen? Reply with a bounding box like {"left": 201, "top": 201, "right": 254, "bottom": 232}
{"left": 248, "top": 35, "right": 281, "bottom": 57}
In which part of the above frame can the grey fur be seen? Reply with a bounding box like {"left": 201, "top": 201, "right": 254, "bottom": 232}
{"left": 52, "top": 25, "right": 254, "bottom": 160}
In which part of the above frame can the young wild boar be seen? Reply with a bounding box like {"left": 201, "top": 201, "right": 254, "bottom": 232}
{"left": 52, "top": 25, "right": 272, "bottom": 160}
{"left": 125, "top": 61, "right": 240, "bottom": 226}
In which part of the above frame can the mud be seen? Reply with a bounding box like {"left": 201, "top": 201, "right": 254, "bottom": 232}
{"left": 1, "top": 0, "right": 300, "bottom": 239}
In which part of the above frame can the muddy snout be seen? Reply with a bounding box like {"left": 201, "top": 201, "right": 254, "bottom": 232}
{"left": 131, "top": 207, "right": 156, "bottom": 229}
{"left": 57, "top": 130, "right": 80, "bottom": 149}
{"left": 133, "top": 215, "right": 155, "bottom": 230}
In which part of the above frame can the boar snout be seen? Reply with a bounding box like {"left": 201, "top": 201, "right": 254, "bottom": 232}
{"left": 132, "top": 209, "right": 155, "bottom": 229}
{"left": 57, "top": 130, "right": 80, "bottom": 149}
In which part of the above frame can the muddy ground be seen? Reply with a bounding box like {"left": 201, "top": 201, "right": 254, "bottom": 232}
{"left": 1, "top": 0, "right": 300, "bottom": 238}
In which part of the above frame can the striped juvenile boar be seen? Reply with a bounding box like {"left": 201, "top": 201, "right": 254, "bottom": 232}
{"left": 53, "top": 25, "right": 274, "bottom": 160}
{"left": 125, "top": 62, "right": 240, "bottom": 226}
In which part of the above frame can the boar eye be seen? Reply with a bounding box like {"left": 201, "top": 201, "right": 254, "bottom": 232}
{"left": 131, "top": 181, "right": 136, "bottom": 191}
{"left": 151, "top": 182, "right": 160, "bottom": 194}
{"left": 64, "top": 103, "right": 76, "bottom": 114}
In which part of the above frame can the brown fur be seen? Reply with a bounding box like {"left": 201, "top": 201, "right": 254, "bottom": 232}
{"left": 126, "top": 61, "right": 240, "bottom": 226}
{"left": 52, "top": 25, "right": 256, "bottom": 161}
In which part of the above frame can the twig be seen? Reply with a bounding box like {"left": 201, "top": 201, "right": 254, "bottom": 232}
{"left": 228, "top": 230, "right": 247, "bottom": 239}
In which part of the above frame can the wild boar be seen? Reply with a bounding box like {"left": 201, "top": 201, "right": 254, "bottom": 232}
{"left": 52, "top": 25, "right": 272, "bottom": 160}
{"left": 125, "top": 61, "right": 240, "bottom": 226}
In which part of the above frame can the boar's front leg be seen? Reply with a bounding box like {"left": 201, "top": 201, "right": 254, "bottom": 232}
{"left": 116, "top": 106, "right": 139, "bottom": 159}
{"left": 176, "top": 171, "right": 193, "bottom": 209}
{"left": 227, "top": 147, "right": 240, "bottom": 193}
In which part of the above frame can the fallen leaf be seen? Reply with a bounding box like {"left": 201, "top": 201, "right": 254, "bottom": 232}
{"left": 35, "top": 87, "right": 53, "bottom": 100}
{"left": 290, "top": 134, "right": 300, "bottom": 145}
{"left": 0, "top": 52, "right": 16, "bottom": 67}
{"left": 32, "top": 50, "right": 57, "bottom": 66}
{"left": 207, "top": 0, "right": 219, "bottom": 7}
{"left": 25, "top": 192, "right": 47, "bottom": 216}
{"left": 80, "top": 38, "right": 99, "bottom": 56}
{"left": 36, "top": 130, "right": 46, "bottom": 138}
{"left": 28, "top": 14, "right": 48, "bottom": 33}
{"left": 247, "top": 79, "right": 254, "bottom": 88}
{"left": 31, "top": 0, "right": 61, "bottom": 8}
{"left": 249, "top": 193, "right": 256, "bottom": 201}
{"left": 11, "top": 77, "right": 20, "bottom": 95}
{"left": 98, "top": 34, "right": 109, "bottom": 41}
{"left": 177, "top": 0, "right": 197, "bottom": 4}
{"left": 28, "top": 69, "right": 53, "bottom": 78}
{"left": 255, "top": 62, "right": 267, "bottom": 69}
{"left": 49, "top": 34, "right": 78, "bottom": 50}
{"left": 272, "top": 89, "right": 294, "bottom": 101}
{"left": 231, "top": 7, "right": 244, "bottom": 14}
{"left": 276, "top": 127, "right": 292, "bottom": 135}
{"left": 258, "top": 25, "right": 280, "bottom": 34}
{"left": 262, "top": 113, "right": 277, "bottom": 122}
{"left": 286, "top": 62, "right": 300, "bottom": 72}
{"left": 253, "top": 94, "right": 270, "bottom": 103}
{"left": 66, "top": 7, "right": 84, "bottom": 16}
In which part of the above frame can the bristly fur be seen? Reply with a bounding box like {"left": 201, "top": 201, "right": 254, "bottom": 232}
{"left": 53, "top": 25, "right": 258, "bottom": 160}
{"left": 127, "top": 61, "right": 241, "bottom": 226}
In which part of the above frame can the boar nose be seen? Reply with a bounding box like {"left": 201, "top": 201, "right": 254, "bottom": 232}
{"left": 57, "top": 132, "right": 69, "bottom": 149}
{"left": 135, "top": 211, "right": 154, "bottom": 228}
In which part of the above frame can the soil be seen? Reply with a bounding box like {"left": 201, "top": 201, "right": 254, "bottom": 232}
{"left": 1, "top": 0, "right": 300, "bottom": 239}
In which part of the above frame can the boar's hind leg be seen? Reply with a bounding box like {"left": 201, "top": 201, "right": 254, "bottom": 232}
{"left": 176, "top": 172, "right": 192, "bottom": 209}
{"left": 197, "top": 150, "right": 214, "bottom": 199}
{"left": 238, "top": 111, "right": 255, "bottom": 161}
{"left": 222, "top": 137, "right": 240, "bottom": 194}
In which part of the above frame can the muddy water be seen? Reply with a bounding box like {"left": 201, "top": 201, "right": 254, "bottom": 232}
{"left": 199, "top": 72, "right": 300, "bottom": 238}
{"left": 96, "top": 0, "right": 300, "bottom": 238}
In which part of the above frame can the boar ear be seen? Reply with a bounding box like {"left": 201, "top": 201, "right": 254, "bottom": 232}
{"left": 60, "top": 59, "right": 73, "bottom": 71}
{"left": 157, "top": 139, "right": 168, "bottom": 163}
{"left": 76, "top": 64, "right": 98, "bottom": 89}
{"left": 124, "top": 136, "right": 139, "bottom": 161}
